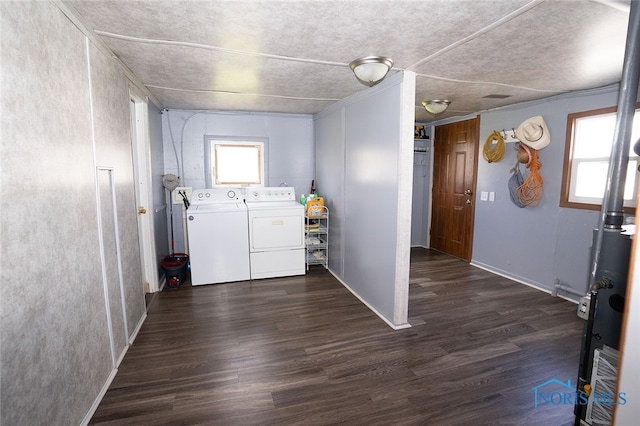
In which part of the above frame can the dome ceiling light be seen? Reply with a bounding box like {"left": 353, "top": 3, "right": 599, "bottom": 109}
{"left": 422, "top": 100, "right": 451, "bottom": 115}
{"left": 349, "top": 56, "right": 394, "bottom": 87}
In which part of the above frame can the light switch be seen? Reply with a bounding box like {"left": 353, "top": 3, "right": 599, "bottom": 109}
{"left": 489, "top": 191, "right": 495, "bottom": 202}
{"left": 480, "top": 191, "right": 488, "bottom": 201}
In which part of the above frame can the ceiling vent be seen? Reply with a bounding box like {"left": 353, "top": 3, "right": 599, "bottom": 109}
{"left": 483, "top": 94, "right": 512, "bottom": 99}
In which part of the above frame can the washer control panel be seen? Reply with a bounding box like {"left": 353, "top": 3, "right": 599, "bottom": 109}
{"left": 191, "top": 188, "right": 244, "bottom": 204}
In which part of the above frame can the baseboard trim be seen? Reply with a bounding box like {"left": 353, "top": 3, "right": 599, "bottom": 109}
{"left": 159, "top": 274, "right": 166, "bottom": 291}
{"left": 82, "top": 310, "right": 148, "bottom": 425}
{"left": 556, "top": 293, "right": 580, "bottom": 304}
{"left": 470, "top": 260, "right": 552, "bottom": 294}
{"left": 129, "top": 312, "right": 147, "bottom": 345}
{"left": 80, "top": 368, "right": 118, "bottom": 426}
{"left": 145, "top": 276, "right": 166, "bottom": 312}
{"left": 469, "top": 260, "right": 579, "bottom": 305}
{"left": 328, "top": 269, "right": 411, "bottom": 331}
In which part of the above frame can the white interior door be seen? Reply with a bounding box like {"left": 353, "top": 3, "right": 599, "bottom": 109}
{"left": 130, "top": 94, "right": 159, "bottom": 293}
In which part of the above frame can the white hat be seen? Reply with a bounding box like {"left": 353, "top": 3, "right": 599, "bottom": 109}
{"left": 515, "top": 116, "right": 550, "bottom": 150}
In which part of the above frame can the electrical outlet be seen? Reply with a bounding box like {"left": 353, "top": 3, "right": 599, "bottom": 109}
{"left": 577, "top": 294, "right": 591, "bottom": 320}
{"left": 172, "top": 186, "right": 192, "bottom": 205}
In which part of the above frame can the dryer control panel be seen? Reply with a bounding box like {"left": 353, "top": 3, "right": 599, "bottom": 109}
{"left": 246, "top": 187, "right": 296, "bottom": 202}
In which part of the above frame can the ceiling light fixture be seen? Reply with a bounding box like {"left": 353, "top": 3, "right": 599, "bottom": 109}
{"left": 422, "top": 100, "right": 451, "bottom": 115}
{"left": 349, "top": 56, "right": 393, "bottom": 87}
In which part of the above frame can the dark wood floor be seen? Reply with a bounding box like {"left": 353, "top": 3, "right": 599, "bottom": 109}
{"left": 90, "top": 248, "right": 583, "bottom": 425}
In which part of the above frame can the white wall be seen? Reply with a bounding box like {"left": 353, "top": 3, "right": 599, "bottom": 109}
{"left": 472, "top": 86, "right": 627, "bottom": 300}
{"left": 315, "top": 109, "right": 346, "bottom": 276}
{"left": 1, "top": 1, "right": 152, "bottom": 424}
{"left": 411, "top": 132, "right": 431, "bottom": 247}
{"left": 315, "top": 71, "right": 415, "bottom": 328}
{"left": 614, "top": 224, "right": 640, "bottom": 424}
{"left": 162, "top": 110, "right": 314, "bottom": 254}
{"left": 149, "top": 103, "right": 170, "bottom": 278}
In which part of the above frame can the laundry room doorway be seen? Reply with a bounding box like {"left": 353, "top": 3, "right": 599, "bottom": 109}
{"left": 129, "top": 93, "right": 158, "bottom": 293}
{"left": 430, "top": 116, "right": 479, "bottom": 261}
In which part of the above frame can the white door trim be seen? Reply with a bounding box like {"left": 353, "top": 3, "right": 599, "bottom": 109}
{"left": 130, "top": 92, "right": 159, "bottom": 293}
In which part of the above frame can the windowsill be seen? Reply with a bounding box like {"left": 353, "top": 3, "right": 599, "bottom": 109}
{"left": 559, "top": 200, "right": 636, "bottom": 215}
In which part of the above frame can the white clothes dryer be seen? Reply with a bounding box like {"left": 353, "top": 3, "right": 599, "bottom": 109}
{"left": 187, "top": 188, "right": 250, "bottom": 285}
{"left": 245, "top": 187, "right": 305, "bottom": 279}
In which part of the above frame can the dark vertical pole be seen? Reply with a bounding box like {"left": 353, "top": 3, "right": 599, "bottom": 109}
{"left": 605, "top": 1, "right": 640, "bottom": 215}
{"left": 576, "top": 3, "right": 640, "bottom": 425}
{"left": 590, "top": 0, "right": 640, "bottom": 282}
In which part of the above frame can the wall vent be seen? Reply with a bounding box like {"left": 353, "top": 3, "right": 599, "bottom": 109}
{"left": 586, "top": 346, "right": 619, "bottom": 425}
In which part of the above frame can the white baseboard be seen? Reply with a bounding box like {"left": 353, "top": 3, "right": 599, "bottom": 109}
{"left": 328, "top": 269, "right": 411, "bottom": 330}
{"left": 557, "top": 294, "right": 579, "bottom": 304}
{"left": 115, "top": 345, "right": 128, "bottom": 368}
{"left": 470, "top": 260, "right": 579, "bottom": 304}
{"left": 82, "top": 311, "right": 148, "bottom": 425}
{"left": 80, "top": 368, "right": 118, "bottom": 426}
{"left": 129, "top": 312, "right": 147, "bottom": 345}
{"left": 144, "top": 276, "right": 166, "bottom": 311}
{"left": 471, "top": 260, "right": 552, "bottom": 293}
{"left": 159, "top": 273, "right": 166, "bottom": 291}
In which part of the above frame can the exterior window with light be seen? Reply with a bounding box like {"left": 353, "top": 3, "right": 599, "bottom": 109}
{"left": 560, "top": 106, "right": 640, "bottom": 212}
{"left": 205, "top": 138, "right": 265, "bottom": 187}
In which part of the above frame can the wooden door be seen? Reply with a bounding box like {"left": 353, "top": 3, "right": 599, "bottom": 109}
{"left": 431, "top": 117, "right": 479, "bottom": 261}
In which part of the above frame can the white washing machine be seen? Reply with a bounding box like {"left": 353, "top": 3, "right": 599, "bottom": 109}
{"left": 186, "top": 188, "right": 250, "bottom": 285}
{"left": 245, "top": 187, "right": 305, "bottom": 279}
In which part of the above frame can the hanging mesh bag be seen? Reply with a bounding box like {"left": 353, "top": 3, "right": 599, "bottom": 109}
{"left": 508, "top": 161, "right": 526, "bottom": 208}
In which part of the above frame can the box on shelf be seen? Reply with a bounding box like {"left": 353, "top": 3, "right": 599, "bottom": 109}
{"left": 306, "top": 197, "right": 325, "bottom": 217}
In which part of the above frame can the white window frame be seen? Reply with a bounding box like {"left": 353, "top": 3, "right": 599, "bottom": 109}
{"left": 561, "top": 106, "right": 640, "bottom": 212}
{"left": 204, "top": 136, "right": 267, "bottom": 188}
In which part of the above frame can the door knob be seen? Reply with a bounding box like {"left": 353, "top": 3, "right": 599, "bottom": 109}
{"left": 464, "top": 189, "right": 473, "bottom": 196}
{"left": 466, "top": 199, "right": 472, "bottom": 204}
{"left": 138, "top": 206, "right": 147, "bottom": 215}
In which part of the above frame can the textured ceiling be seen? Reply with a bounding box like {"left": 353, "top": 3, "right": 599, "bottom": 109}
{"left": 63, "top": 0, "right": 631, "bottom": 123}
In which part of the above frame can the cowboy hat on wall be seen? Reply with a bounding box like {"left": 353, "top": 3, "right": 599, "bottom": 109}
{"left": 515, "top": 115, "right": 550, "bottom": 150}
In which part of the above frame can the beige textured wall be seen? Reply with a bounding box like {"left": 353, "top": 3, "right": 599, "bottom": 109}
{"left": 89, "top": 44, "right": 146, "bottom": 348}
{"left": 1, "top": 2, "right": 146, "bottom": 424}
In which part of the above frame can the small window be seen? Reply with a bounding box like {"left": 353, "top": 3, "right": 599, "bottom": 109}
{"left": 205, "top": 138, "right": 265, "bottom": 187}
{"left": 561, "top": 106, "right": 640, "bottom": 212}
